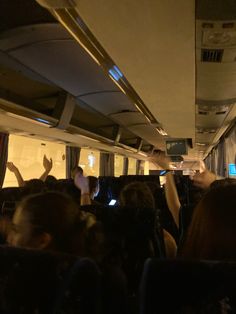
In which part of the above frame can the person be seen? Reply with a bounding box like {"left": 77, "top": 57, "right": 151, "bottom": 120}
{"left": 151, "top": 150, "right": 181, "bottom": 228}
{"left": 74, "top": 172, "right": 176, "bottom": 256}
{"left": 179, "top": 182, "right": 236, "bottom": 260}
{"left": 7, "top": 191, "right": 85, "bottom": 255}
{"left": 74, "top": 172, "right": 91, "bottom": 206}
{"left": 119, "top": 181, "right": 177, "bottom": 259}
{"left": 71, "top": 165, "right": 83, "bottom": 179}
{"left": 87, "top": 176, "right": 100, "bottom": 204}
{"left": 189, "top": 160, "right": 218, "bottom": 189}
{"left": 74, "top": 173, "right": 100, "bottom": 205}
{"left": 7, "top": 155, "right": 53, "bottom": 187}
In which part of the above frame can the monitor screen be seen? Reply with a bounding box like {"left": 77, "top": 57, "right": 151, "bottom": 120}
{"left": 165, "top": 139, "right": 188, "bottom": 156}
{"left": 228, "top": 164, "right": 236, "bottom": 176}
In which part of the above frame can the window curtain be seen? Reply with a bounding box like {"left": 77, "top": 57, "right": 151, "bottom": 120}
{"left": 123, "top": 157, "right": 129, "bottom": 175}
{"left": 66, "top": 146, "right": 81, "bottom": 179}
{"left": 136, "top": 160, "right": 142, "bottom": 175}
{"left": 212, "top": 148, "right": 219, "bottom": 174}
{"left": 99, "top": 153, "right": 114, "bottom": 176}
{"left": 215, "top": 140, "right": 226, "bottom": 177}
{"left": 0, "top": 133, "right": 9, "bottom": 188}
{"left": 224, "top": 126, "right": 236, "bottom": 176}
{"left": 204, "top": 154, "right": 211, "bottom": 171}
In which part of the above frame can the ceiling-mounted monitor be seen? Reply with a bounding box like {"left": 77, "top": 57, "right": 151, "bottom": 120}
{"left": 228, "top": 164, "right": 236, "bottom": 176}
{"left": 165, "top": 139, "right": 188, "bottom": 156}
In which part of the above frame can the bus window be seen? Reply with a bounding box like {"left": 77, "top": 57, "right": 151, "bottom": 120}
{"left": 114, "top": 154, "right": 124, "bottom": 177}
{"left": 79, "top": 148, "right": 100, "bottom": 176}
{"left": 144, "top": 161, "right": 149, "bottom": 175}
{"left": 4, "top": 135, "right": 66, "bottom": 187}
{"left": 128, "top": 157, "right": 137, "bottom": 175}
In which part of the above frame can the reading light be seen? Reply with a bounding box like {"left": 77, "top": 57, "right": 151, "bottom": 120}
{"left": 108, "top": 68, "right": 120, "bottom": 81}
{"left": 156, "top": 126, "right": 168, "bottom": 136}
{"left": 196, "top": 142, "right": 206, "bottom": 146}
{"left": 35, "top": 118, "right": 52, "bottom": 125}
{"left": 113, "top": 65, "right": 123, "bottom": 78}
{"left": 108, "top": 66, "right": 123, "bottom": 81}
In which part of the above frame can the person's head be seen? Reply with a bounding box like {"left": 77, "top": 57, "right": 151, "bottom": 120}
{"left": 180, "top": 182, "right": 236, "bottom": 260}
{"left": 22, "top": 179, "right": 45, "bottom": 196}
{"left": 8, "top": 191, "right": 82, "bottom": 254}
{"left": 45, "top": 175, "right": 57, "bottom": 185}
{"left": 210, "top": 178, "right": 236, "bottom": 189}
{"left": 87, "top": 176, "right": 99, "bottom": 199}
{"left": 71, "top": 166, "right": 83, "bottom": 179}
{"left": 119, "top": 181, "right": 155, "bottom": 209}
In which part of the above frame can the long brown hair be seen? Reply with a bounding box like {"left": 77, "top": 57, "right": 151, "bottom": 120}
{"left": 180, "top": 183, "right": 236, "bottom": 260}
{"left": 119, "top": 181, "right": 155, "bottom": 209}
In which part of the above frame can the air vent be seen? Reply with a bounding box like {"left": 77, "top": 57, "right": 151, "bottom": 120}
{"left": 198, "top": 111, "right": 208, "bottom": 115}
{"left": 197, "top": 128, "right": 216, "bottom": 134}
{"left": 222, "top": 23, "right": 234, "bottom": 29}
{"left": 202, "top": 23, "right": 214, "bottom": 29}
{"left": 197, "top": 104, "right": 230, "bottom": 113}
{"left": 201, "top": 49, "right": 223, "bottom": 62}
{"left": 216, "top": 111, "right": 226, "bottom": 115}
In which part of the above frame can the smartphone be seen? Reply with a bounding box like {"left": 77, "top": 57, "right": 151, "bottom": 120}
{"left": 108, "top": 199, "right": 117, "bottom": 206}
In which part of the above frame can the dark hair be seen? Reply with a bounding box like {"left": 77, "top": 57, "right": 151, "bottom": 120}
{"left": 87, "top": 176, "right": 99, "bottom": 194}
{"left": 22, "top": 179, "right": 46, "bottom": 196}
{"left": 210, "top": 178, "right": 236, "bottom": 189}
{"left": 119, "top": 181, "right": 155, "bottom": 209}
{"left": 180, "top": 183, "right": 236, "bottom": 260}
{"left": 71, "top": 166, "right": 83, "bottom": 177}
{"left": 19, "top": 191, "right": 83, "bottom": 254}
{"left": 45, "top": 175, "right": 57, "bottom": 185}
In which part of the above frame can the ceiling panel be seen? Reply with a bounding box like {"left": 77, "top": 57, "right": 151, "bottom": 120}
{"left": 0, "top": 24, "right": 119, "bottom": 96}
{"left": 73, "top": 0, "right": 195, "bottom": 139}
{"left": 79, "top": 91, "right": 135, "bottom": 115}
{"left": 110, "top": 112, "right": 149, "bottom": 126}
{"left": 129, "top": 124, "right": 165, "bottom": 149}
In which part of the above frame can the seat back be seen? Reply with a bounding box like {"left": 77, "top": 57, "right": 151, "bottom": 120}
{"left": 0, "top": 245, "right": 101, "bottom": 314}
{"left": 140, "top": 258, "right": 236, "bottom": 314}
{"left": 53, "top": 257, "right": 101, "bottom": 314}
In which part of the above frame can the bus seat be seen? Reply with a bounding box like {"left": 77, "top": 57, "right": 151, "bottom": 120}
{"left": 140, "top": 258, "right": 236, "bottom": 314}
{"left": 0, "top": 245, "right": 101, "bottom": 314}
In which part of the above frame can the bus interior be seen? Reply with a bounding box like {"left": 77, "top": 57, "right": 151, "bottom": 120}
{"left": 0, "top": 0, "right": 236, "bottom": 312}
{"left": 0, "top": 0, "right": 234, "bottom": 182}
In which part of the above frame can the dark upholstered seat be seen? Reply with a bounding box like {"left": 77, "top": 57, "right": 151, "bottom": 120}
{"left": 140, "top": 258, "right": 236, "bottom": 314}
{"left": 0, "top": 245, "right": 101, "bottom": 314}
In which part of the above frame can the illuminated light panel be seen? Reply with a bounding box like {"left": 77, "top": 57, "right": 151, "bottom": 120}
{"left": 5, "top": 112, "right": 52, "bottom": 127}
{"left": 156, "top": 127, "right": 168, "bottom": 136}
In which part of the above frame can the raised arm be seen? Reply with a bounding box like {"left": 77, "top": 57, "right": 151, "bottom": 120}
{"left": 39, "top": 155, "right": 53, "bottom": 182}
{"left": 7, "top": 162, "right": 25, "bottom": 187}
{"left": 152, "top": 151, "right": 181, "bottom": 227}
{"left": 74, "top": 173, "right": 91, "bottom": 205}
{"left": 191, "top": 161, "right": 218, "bottom": 189}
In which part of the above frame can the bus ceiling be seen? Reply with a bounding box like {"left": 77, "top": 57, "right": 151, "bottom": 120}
{"left": 0, "top": 0, "right": 235, "bottom": 162}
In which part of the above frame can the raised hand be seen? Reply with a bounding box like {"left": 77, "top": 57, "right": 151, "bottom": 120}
{"left": 6, "top": 162, "right": 25, "bottom": 187}
{"left": 43, "top": 155, "right": 53, "bottom": 173}
{"left": 74, "top": 173, "right": 89, "bottom": 194}
{"left": 191, "top": 170, "right": 216, "bottom": 190}
{"left": 7, "top": 162, "right": 19, "bottom": 173}
{"left": 152, "top": 150, "right": 171, "bottom": 169}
